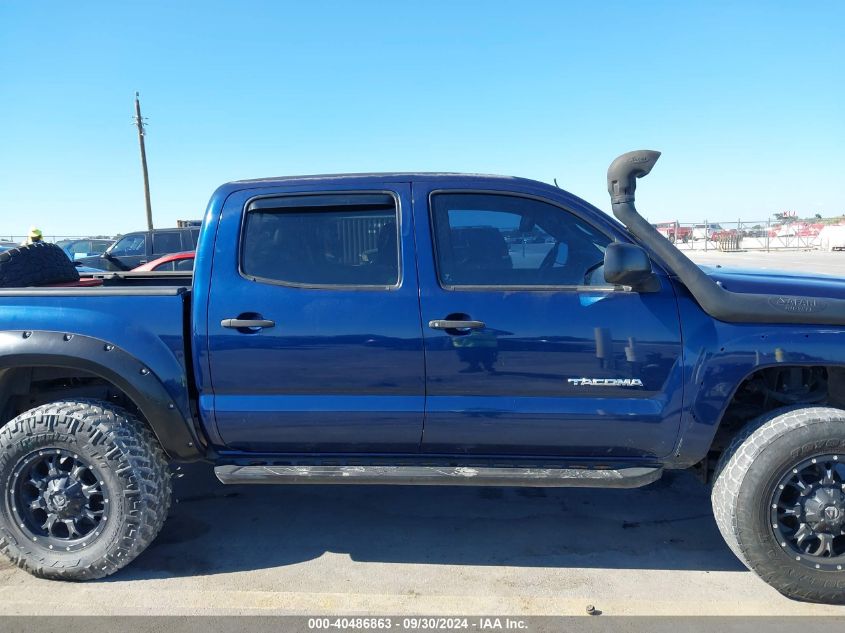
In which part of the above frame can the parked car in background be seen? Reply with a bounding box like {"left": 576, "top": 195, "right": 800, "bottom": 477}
{"left": 56, "top": 238, "right": 115, "bottom": 261}
{"left": 710, "top": 227, "right": 739, "bottom": 240}
{"left": 133, "top": 251, "right": 195, "bottom": 272}
{"left": 741, "top": 227, "right": 768, "bottom": 238}
{"left": 653, "top": 221, "right": 691, "bottom": 243}
{"left": 691, "top": 223, "right": 723, "bottom": 240}
{"left": 76, "top": 226, "right": 200, "bottom": 270}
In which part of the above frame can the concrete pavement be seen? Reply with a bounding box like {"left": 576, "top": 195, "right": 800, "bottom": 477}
{"left": 2, "top": 467, "right": 844, "bottom": 616}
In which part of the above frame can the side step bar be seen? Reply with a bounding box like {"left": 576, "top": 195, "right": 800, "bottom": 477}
{"left": 214, "top": 464, "right": 662, "bottom": 488}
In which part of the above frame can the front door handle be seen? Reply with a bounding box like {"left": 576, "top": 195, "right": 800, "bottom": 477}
{"left": 221, "top": 318, "right": 275, "bottom": 330}
{"left": 428, "top": 319, "right": 485, "bottom": 330}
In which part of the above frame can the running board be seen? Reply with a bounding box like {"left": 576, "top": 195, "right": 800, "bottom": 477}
{"left": 214, "top": 464, "right": 662, "bottom": 488}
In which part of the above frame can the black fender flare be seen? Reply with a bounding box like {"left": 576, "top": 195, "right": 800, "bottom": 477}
{"left": 0, "top": 330, "right": 205, "bottom": 461}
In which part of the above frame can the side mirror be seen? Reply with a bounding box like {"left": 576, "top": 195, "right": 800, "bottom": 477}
{"left": 604, "top": 242, "right": 659, "bottom": 291}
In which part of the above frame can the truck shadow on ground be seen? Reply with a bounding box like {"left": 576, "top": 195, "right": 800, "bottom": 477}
{"left": 106, "top": 465, "right": 745, "bottom": 581}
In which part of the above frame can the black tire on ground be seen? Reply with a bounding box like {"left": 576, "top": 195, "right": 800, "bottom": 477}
{"left": 0, "top": 242, "right": 80, "bottom": 288}
{"left": 0, "top": 400, "right": 171, "bottom": 580}
{"left": 712, "top": 406, "right": 845, "bottom": 603}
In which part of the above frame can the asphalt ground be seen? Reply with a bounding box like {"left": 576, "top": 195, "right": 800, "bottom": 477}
{"left": 1, "top": 248, "right": 844, "bottom": 617}
{"left": 685, "top": 247, "right": 845, "bottom": 277}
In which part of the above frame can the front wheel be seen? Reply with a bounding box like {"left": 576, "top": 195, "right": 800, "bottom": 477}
{"left": 712, "top": 406, "right": 845, "bottom": 603}
{"left": 0, "top": 400, "right": 171, "bottom": 580}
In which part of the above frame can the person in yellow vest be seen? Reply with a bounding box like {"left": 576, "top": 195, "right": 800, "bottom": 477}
{"left": 22, "top": 227, "right": 43, "bottom": 245}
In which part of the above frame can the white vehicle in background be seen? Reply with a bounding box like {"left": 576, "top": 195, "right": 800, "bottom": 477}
{"left": 691, "top": 223, "right": 723, "bottom": 240}
{"left": 818, "top": 225, "right": 845, "bottom": 251}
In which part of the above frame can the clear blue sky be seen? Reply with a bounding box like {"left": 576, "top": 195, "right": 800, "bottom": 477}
{"left": 1, "top": 1, "right": 842, "bottom": 236}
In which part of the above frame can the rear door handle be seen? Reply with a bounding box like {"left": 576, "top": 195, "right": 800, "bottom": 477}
{"left": 221, "top": 318, "right": 275, "bottom": 330}
{"left": 428, "top": 319, "right": 485, "bottom": 330}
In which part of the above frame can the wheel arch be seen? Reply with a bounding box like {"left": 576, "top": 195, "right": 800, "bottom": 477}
{"left": 0, "top": 330, "right": 205, "bottom": 461}
{"left": 685, "top": 362, "right": 845, "bottom": 480}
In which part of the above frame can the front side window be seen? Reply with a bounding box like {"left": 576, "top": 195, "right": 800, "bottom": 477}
{"left": 242, "top": 194, "right": 399, "bottom": 287}
{"left": 110, "top": 234, "right": 146, "bottom": 256}
{"left": 431, "top": 193, "right": 611, "bottom": 288}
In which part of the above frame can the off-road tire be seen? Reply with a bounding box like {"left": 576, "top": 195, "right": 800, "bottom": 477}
{"left": 712, "top": 406, "right": 845, "bottom": 603}
{"left": 0, "top": 400, "right": 171, "bottom": 580}
{"left": 0, "top": 242, "right": 80, "bottom": 288}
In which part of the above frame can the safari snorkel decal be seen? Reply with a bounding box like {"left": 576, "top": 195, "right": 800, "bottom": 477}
{"left": 768, "top": 296, "right": 828, "bottom": 314}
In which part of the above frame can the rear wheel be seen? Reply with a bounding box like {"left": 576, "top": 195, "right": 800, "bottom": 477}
{"left": 712, "top": 406, "right": 845, "bottom": 603}
{"left": 0, "top": 400, "right": 171, "bottom": 580}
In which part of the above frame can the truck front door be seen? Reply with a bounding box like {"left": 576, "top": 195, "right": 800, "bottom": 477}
{"left": 413, "top": 185, "right": 684, "bottom": 459}
{"left": 205, "top": 184, "right": 425, "bottom": 453}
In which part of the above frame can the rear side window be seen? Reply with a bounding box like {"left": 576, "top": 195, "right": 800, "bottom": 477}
{"left": 241, "top": 194, "right": 399, "bottom": 287}
{"left": 152, "top": 231, "right": 183, "bottom": 254}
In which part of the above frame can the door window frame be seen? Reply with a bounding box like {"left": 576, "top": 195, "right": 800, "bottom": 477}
{"left": 428, "top": 189, "right": 622, "bottom": 292}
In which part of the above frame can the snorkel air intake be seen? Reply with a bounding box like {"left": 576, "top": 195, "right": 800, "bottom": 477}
{"left": 607, "top": 150, "right": 845, "bottom": 325}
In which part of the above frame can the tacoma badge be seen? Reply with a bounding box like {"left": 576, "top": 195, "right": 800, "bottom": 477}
{"left": 567, "top": 378, "right": 644, "bottom": 387}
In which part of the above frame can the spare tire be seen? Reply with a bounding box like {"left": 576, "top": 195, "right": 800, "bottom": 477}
{"left": 0, "top": 242, "right": 80, "bottom": 288}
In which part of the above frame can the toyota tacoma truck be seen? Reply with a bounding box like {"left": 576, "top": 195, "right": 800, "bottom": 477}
{"left": 1, "top": 151, "right": 844, "bottom": 603}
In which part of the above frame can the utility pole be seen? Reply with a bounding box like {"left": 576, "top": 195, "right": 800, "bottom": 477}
{"left": 133, "top": 92, "right": 153, "bottom": 230}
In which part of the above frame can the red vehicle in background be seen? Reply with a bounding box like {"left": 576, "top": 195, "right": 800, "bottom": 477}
{"left": 711, "top": 226, "right": 740, "bottom": 240}
{"left": 653, "top": 221, "right": 691, "bottom": 243}
{"left": 132, "top": 251, "right": 195, "bottom": 272}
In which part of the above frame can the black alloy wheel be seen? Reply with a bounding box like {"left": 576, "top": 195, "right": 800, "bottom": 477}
{"left": 770, "top": 454, "right": 845, "bottom": 571}
{"left": 10, "top": 449, "right": 109, "bottom": 551}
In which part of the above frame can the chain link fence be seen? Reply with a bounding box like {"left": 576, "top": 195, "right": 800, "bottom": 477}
{"left": 0, "top": 235, "right": 116, "bottom": 244}
{"left": 650, "top": 220, "right": 845, "bottom": 252}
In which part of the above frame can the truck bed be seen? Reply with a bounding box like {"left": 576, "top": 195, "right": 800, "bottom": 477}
{"left": 0, "top": 280, "right": 192, "bottom": 417}
{"left": 0, "top": 271, "right": 192, "bottom": 295}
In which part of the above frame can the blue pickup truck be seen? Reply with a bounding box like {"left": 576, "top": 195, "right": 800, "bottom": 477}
{"left": 1, "top": 151, "right": 844, "bottom": 603}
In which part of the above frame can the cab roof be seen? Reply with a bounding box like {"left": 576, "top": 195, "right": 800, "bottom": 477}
{"left": 227, "top": 172, "right": 542, "bottom": 188}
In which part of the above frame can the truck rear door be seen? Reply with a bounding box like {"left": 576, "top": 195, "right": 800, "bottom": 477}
{"left": 205, "top": 183, "right": 425, "bottom": 453}
{"left": 412, "top": 183, "right": 684, "bottom": 459}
